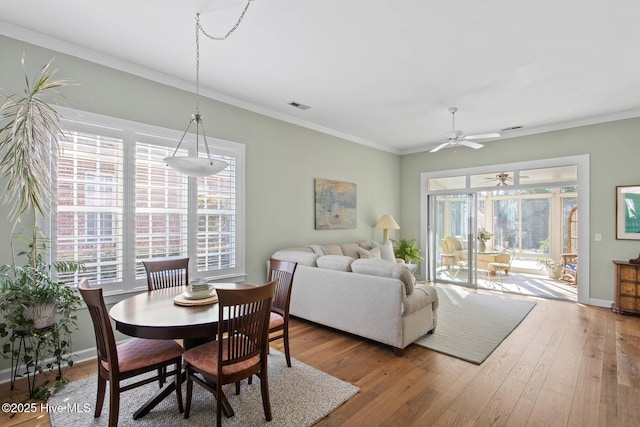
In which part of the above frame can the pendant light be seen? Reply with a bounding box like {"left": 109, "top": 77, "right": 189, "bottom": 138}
{"left": 165, "top": 2, "right": 253, "bottom": 177}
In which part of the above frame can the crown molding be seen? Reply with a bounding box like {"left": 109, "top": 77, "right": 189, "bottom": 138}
{"left": 0, "top": 21, "right": 400, "bottom": 155}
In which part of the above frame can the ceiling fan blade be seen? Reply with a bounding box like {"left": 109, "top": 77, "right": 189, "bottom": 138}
{"left": 465, "top": 132, "right": 501, "bottom": 140}
{"left": 430, "top": 141, "right": 451, "bottom": 153}
{"left": 459, "top": 140, "right": 484, "bottom": 149}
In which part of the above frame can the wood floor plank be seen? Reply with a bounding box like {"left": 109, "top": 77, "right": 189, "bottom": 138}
{"left": 525, "top": 388, "right": 572, "bottom": 426}
{"left": 599, "top": 311, "right": 621, "bottom": 426}
{"left": 567, "top": 355, "right": 603, "bottom": 427}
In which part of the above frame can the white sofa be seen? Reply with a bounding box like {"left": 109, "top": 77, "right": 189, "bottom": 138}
{"left": 271, "top": 241, "right": 438, "bottom": 355}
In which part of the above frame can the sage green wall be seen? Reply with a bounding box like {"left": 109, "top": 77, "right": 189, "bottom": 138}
{"left": 0, "top": 35, "right": 400, "bottom": 371}
{"left": 2, "top": 32, "right": 638, "bottom": 373}
{"left": 399, "top": 117, "right": 640, "bottom": 302}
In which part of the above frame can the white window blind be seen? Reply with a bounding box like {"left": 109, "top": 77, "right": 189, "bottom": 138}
{"left": 135, "top": 141, "right": 189, "bottom": 279}
{"left": 54, "top": 125, "right": 124, "bottom": 286}
{"left": 50, "top": 110, "right": 245, "bottom": 294}
{"left": 197, "top": 157, "right": 236, "bottom": 273}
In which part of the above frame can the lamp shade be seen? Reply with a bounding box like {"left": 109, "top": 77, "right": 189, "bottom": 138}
{"left": 374, "top": 214, "right": 400, "bottom": 230}
{"left": 164, "top": 156, "right": 228, "bottom": 177}
{"left": 374, "top": 214, "right": 400, "bottom": 243}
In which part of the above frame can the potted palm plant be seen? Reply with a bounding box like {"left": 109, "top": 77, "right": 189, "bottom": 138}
{"left": 0, "top": 56, "right": 82, "bottom": 398}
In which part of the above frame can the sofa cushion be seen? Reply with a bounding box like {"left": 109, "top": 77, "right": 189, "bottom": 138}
{"left": 272, "top": 250, "right": 320, "bottom": 267}
{"left": 341, "top": 242, "right": 364, "bottom": 258}
{"left": 317, "top": 255, "right": 355, "bottom": 272}
{"left": 351, "top": 258, "right": 415, "bottom": 295}
{"left": 358, "top": 246, "right": 381, "bottom": 259}
{"left": 323, "top": 244, "right": 344, "bottom": 256}
{"left": 372, "top": 240, "right": 395, "bottom": 262}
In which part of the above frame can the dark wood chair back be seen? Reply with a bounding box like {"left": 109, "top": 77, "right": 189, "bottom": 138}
{"left": 267, "top": 259, "right": 297, "bottom": 366}
{"left": 78, "top": 278, "right": 119, "bottom": 376}
{"left": 217, "top": 280, "right": 276, "bottom": 371}
{"left": 143, "top": 258, "right": 189, "bottom": 291}
{"left": 183, "top": 280, "right": 276, "bottom": 426}
{"left": 268, "top": 259, "right": 298, "bottom": 319}
{"left": 78, "top": 279, "right": 184, "bottom": 426}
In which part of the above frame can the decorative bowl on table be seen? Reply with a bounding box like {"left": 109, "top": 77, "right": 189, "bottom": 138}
{"left": 183, "top": 279, "right": 216, "bottom": 300}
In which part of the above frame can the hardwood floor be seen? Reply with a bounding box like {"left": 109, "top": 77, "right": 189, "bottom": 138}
{"left": 2, "top": 286, "right": 639, "bottom": 426}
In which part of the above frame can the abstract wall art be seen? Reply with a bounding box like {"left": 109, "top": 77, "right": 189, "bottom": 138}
{"left": 314, "top": 178, "right": 357, "bottom": 230}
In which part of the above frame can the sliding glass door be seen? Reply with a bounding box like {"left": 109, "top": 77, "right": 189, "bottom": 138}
{"left": 429, "top": 193, "right": 478, "bottom": 286}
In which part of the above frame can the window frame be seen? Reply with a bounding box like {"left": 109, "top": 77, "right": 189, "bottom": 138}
{"left": 45, "top": 108, "right": 246, "bottom": 300}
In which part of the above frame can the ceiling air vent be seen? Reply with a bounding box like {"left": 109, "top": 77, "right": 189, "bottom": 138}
{"left": 500, "top": 125, "right": 524, "bottom": 132}
{"left": 288, "top": 101, "right": 311, "bottom": 110}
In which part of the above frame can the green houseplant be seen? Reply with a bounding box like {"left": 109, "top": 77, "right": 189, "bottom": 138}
{"left": 0, "top": 57, "right": 82, "bottom": 398}
{"left": 392, "top": 238, "right": 424, "bottom": 264}
{"left": 537, "top": 258, "right": 563, "bottom": 279}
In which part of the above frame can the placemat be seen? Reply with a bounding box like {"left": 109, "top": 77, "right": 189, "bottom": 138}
{"left": 173, "top": 292, "right": 218, "bottom": 306}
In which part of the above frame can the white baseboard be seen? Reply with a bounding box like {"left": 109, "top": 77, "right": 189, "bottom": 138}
{"left": 588, "top": 298, "right": 613, "bottom": 309}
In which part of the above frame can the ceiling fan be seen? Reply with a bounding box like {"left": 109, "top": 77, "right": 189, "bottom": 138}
{"left": 483, "top": 172, "right": 529, "bottom": 186}
{"left": 486, "top": 172, "right": 514, "bottom": 186}
{"left": 430, "top": 107, "right": 501, "bottom": 153}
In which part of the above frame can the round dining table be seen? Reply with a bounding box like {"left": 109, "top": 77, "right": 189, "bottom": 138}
{"left": 109, "top": 283, "right": 252, "bottom": 420}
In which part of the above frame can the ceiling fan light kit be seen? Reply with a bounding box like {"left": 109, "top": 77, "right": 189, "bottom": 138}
{"left": 430, "top": 107, "right": 501, "bottom": 153}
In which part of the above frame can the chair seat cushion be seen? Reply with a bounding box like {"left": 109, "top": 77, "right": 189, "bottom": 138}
{"left": 109, "top": 338, "right": 183, "bottom": 373}
{"left": 269, "top": 312, "right": 284, "bottom": 329}
{"left": 183, "top": 337, "right": 261, "bottom": 376}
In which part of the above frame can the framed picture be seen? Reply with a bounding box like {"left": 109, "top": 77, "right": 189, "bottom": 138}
{"left": 616, "top": 185, "right": 640, "bottom": 240}
{"left": 314, "top": 178, "right": 357, "bottom": 229}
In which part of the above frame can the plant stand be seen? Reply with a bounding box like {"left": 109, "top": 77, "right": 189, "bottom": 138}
{"left": 10, "top": 324, "right": 60, "bottom": 396}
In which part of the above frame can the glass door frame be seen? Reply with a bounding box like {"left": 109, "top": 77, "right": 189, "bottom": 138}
{"left": 427, "top": 192, "right": 478, "bottom": 287}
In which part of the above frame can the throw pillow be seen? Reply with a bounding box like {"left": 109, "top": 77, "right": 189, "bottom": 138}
{"left": 358, "top": 246, "right": 381, "bottom": 259}
{"left": 351, "top": 258, "right": 415, "bottom": 295}
{"left": 372, "top": 240, "right": 395, "bottom": 262}
{"left": 317, "top": 255, "right": 355, "bottom": 272}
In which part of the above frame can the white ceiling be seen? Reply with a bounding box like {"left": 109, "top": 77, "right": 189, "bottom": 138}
{"left": 2, "top": 0, "right": 640, "bottom": 154}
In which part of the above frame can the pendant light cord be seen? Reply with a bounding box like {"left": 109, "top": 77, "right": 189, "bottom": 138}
{"left": 194, "top": 0, "right": 253, "bottom": 113}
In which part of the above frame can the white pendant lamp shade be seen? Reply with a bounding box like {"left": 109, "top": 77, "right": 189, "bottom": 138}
{"left": 164, "top": 156, "right": 228, "bottom": 177}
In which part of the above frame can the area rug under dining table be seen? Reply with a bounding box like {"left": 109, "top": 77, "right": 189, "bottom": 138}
{"left": 414, "top": 284, "right": 537, "bottom": 364}
{"left": 48, "top": 350, "right": 358, "bottom": 426}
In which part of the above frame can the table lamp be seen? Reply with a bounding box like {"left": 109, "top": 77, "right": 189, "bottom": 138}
{"left": 374, "top": 214, "right": 400, "bottom": 243}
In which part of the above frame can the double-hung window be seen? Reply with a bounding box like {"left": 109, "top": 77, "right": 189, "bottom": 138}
{"left": 48, "top": 110, "right": 245, "bottom": 295}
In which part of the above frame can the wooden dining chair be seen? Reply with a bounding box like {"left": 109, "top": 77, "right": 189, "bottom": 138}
{"left": 78, "top": 279, "right": 184, "bottom": 427}
{"left": 268, "top": 258, "right": 298, "bottom": 367}
{"left": 143, "top": 257, "right": 189, "bottom": 291}
{"left": 183, "top": 280, "right": 277, "bottom": 427}
{"left": 142, "top": 257, "right": 190, "bottom": 386}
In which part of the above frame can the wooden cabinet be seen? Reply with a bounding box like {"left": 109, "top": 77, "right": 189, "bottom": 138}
{"left": 612, "top": 261, "right": 640, "bottom": 315}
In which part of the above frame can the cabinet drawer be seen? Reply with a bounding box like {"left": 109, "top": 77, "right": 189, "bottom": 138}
{"left": 620, "top": 296, "right": 637, "bottom": 311}
{"left": 620, "top": 266, "right": 638, "bottom": 282}
{"left": 620, "top": 282, "right": 637, "bottom": 296}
